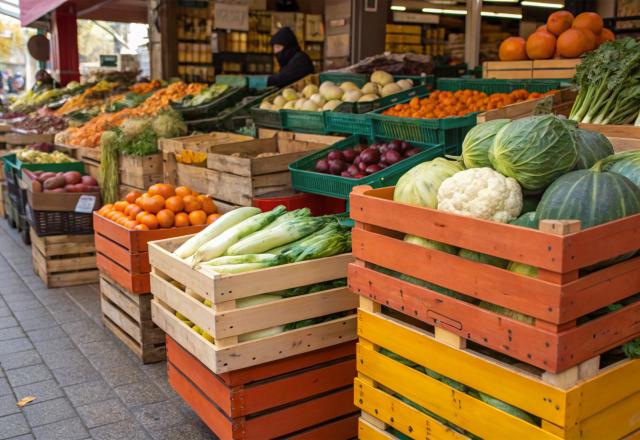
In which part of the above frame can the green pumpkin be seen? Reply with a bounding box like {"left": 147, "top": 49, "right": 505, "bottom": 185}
{"left": 510, "top": 212, "right": 538, "bottom": 229}
{"left": 458, "top": 248, "right": 509, "bottom": 269}
{"left": 593, "top": 150, "right": 640, "bottom": 188}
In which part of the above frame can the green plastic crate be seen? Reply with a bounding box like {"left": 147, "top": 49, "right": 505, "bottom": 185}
{"left": 172, "top": 86, "right": 248, "bottom": 121}
{"left": 250, "top": 106, "right": 284, "bottom": 130}
{"left": 247, "top": 75, "right": 270, "bottom": 90}
{"left": 3, "top": 153, "right": 85, "bottom": 177}
{"left": 281, "top": 110, "right": 327, "bottom": 134}
{"left": 433, "top": 63, "right": 468, "bottom": 78}
{"left": 324, "top": 111, "right": 373, "bottom": 137}
{"left": 288, "top": 135, "right": 452, "bottom": 200}
{"left": 370, "top": 77, "right": 564, "bottom": 147}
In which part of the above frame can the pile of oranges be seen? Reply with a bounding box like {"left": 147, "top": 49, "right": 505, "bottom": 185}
{"left": 97, "top": 183, "right": 220, "bottom": 231}
{"left": 382, "top": 89, "right": 555, "bottom": 119}
{"left": 500, "top": 11, "right": 614, "bottom": 61}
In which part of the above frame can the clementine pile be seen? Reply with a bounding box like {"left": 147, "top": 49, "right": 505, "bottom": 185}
{"left": 96, "top": 183, "right": 218, "bottom": 230}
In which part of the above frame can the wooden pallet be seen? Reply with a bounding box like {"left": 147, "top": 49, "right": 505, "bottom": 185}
{"left": 100, "top": 275, "right": 165, "bottom": 363}
{"left": 149, "top": 234, "right": 358, "bottom": 373}
{"left": 477, "top": 88, "right": 576, "bottom": 123}
{"left": 93, "top": 212, "right": 204, "bottom": 294}
{"left": 355, "top": 306, "right": 640, "bottom": 440}
{"left": 167, "top": 336, "right": 358, "bottom": 439}
{"left": 161, "top": 133, "right": 331, "bottom": 206}
{"left": 31, "top": 229, "right": 98, "bottom": 288}
{"left": 483, "top": 59, "right": 581, "bottom": 79}
{"left": 349, "top": 185, "right": 640, "bottom": 374}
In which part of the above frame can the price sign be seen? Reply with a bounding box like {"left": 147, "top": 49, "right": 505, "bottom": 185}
{"left": 214, "top": 2, "right": 249, "bottom": 31}
{"left": 75, "top": 195, "right": 97, "bottom": 214}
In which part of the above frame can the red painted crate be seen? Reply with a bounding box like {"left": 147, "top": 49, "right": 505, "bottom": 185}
{"left": 166, "top": 336, "right": 358, "bottom": 440}
{"left": 93, "top": 212, "right": 204, "bottom": 294}
{"left": 349, "top": 185, "right": 640, "bottom": 374}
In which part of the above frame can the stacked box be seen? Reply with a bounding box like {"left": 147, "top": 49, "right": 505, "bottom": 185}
{"left": 348, "top": 185, "right": 640, "bottom": 439}
{"left": 166, "top": 336, "right": 358, "bottom": 439}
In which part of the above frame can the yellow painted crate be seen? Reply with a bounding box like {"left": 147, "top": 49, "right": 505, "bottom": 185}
{"left": 355, "top": 307, "right": 640, "bottom": 440}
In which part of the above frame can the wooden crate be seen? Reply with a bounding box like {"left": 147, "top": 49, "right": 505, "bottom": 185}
{"left": 477, "top": 88, "right": 576, "bottom": 123}
{"left": 119, "top": 153, "right": 163, "bottom": 190}
{"left": 73, "top": 146, "right": 101, "bottom": 181}
{"left": 93, "top": 213, "right": 204, "bottom": 294}
{"left": 355, "top": 307, "right": 640, "bottom": 440}
{"left": 3, "top": 131, "right": 56, "bottom": 147}
{"left": 167, "top": 336, "right": 358, "bottom": 439}
{"left": 0, "top": 182, "right": 5, "bottom": 218}
{"left": 349, "top": 185, "right": 640, "bottom": 374}
{"left": 100, "top": 275, "right": 166, "bottom": 363}
{"left": 162, "top": 133, "right": 333, "bottom": 206}
{"left": 31, "top": 229, "right": 98, "bottom": 287}
{"left": 149, "top": 234, "right": 358, "bottom": 373}
{"left": 579, "top": 124, "right": 640, "bottom": 153}
{"left": 483, "top": 59, "right": 581, "bottom": 79}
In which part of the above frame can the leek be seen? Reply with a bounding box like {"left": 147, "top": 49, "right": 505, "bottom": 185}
{"left": 191, "top": 206, "right": 285, "bottom": 266}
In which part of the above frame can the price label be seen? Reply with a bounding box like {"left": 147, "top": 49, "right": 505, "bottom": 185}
{"left": 75, "top": 195, "right": 97, "bottom": 214}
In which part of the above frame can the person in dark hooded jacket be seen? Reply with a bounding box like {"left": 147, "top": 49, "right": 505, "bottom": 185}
{"left": 267, "top": 27, "right": 315, "bottom": 88}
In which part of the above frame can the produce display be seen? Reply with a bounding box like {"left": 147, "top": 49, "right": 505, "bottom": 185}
{"left": 499, "top": 10, "right": 613, "bottom": 61}
{"left": 392, "top": 114, "right": 640, "bottom": 343}
{"left": 337, "top": 52, "right": 434, "bottom": 76}
{"left": 9, "top": 81, "right": 85, "bottom": 113}
{"left": 382, "top": 89, "right": 556, "bottom": 119}
{"left": 97, "top": 183, "right": 220, "bottom": 231}
{"left": 12, "top": 114, "right": 68, "bottom": 134}
{"left": 0, "top": 111, "right": 27, "bottom": 120}
{"left": 569, "top": 38, "right": 640, "bottom": 125}
{"left": 58, "top": 82, "right": 205, "bottom": 148}
{"left": 174, "top": 83, "right": 230, "bottom": 108}
{"left": 259, "top": 71, "right": 414, "bottom": 111}
{"left": 15, "top": 149, "right": 75, "bottom": 164}
{"left": 174, "top": 206, "right": 351, "bottom": 270}
{"left": 55, "top": 81, "right": 120, "bottom": 115}
{"left": 313, "top": 139, "right": 421, "bottom": 178}
{"left": 23, "top": 170, "right": 99, "bottom": 193}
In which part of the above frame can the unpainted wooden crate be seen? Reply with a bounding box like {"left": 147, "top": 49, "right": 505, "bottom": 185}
{"left": 31, "top": 229, "right": 98, "bottom": 288}
{"left": 100, "top": 275, "right": 166, "bottom": 364}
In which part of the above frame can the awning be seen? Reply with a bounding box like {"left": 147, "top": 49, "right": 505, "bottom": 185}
{"left": 20, "top": 0, "right": 148, "bottom": 27}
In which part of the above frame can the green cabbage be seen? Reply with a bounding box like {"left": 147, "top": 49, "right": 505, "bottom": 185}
{"left": 462, "top": 118, "right": 511, "bottom": 169}
{"left": 489, "top": 115, "right": 578, "bottom": 191}
{"left": 478, "top": 301, "right": 535, "bottom": 325}
{"left": 573, "top": 128, "right": 614, "bottom": 169}
{"left": 458, "top": 249, "right": 508, "bottom": 269}
{"left": 404, "top": 234, "right": 458, "bottom": 255}
{"left": 393, "top": 158, "right": 463, "bottom": 208}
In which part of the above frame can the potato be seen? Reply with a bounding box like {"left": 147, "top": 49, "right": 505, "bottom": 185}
{"left": 43, "top": 175, "right": 66, "bottom": 190}
{"left": 32, "top": 180, "right": 42, "bottom": 193}
{"left": 63, "top": 171, "right": 82, "bottom": 185}
{"left": 81, "top": 175, "right": 98, "bottom": 187}
{"left": 38, "top": 172, "right": 56, "bottom": 183}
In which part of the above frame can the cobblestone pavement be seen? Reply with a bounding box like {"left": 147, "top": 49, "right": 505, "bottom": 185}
{"left": 0, "top": 220, "right": 217, "bottom": 440}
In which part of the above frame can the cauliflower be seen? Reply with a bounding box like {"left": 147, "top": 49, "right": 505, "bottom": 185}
{"left": 437, "top": 167, "right": 522, "bottom": 223}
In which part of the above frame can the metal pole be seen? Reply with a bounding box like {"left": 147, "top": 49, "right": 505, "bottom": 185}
{"left": 464, "top": 0, "right": 482, "bottom": 70}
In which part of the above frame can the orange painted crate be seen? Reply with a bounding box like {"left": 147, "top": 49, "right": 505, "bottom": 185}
{"left": 93, "top": 212, "right": 204, "bottom": 294}
{"left": 166, "top": 336, "right": 358, "bottom": 440}
{"left": 349, "top": 185, "right": 640, "bottom": 374}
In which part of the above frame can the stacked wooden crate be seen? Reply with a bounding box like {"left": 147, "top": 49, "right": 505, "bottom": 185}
{"left": 94, "top": 213, "right": 204, "bottom": 363}
{"left": 160, "top": 131, "right": 340, "bottom": 210}
{"left": 483, "top": 59, "right": 581, "bottom": 79}
{"left": 348, "top": 185, "right": 640, "bottom": 439}
{"left": 148, "top": 233, "right": 360, "bottom": 438}
{"left": 118, "top": 154, "right": 163, "bottom": 197}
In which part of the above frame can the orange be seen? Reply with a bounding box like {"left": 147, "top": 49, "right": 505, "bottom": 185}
{"left": 547, "top": 10, "right": 574, "bottom": 36}
{"left": 572, "top": 12, "right": 603, "bottom": 35}
{"left": 116, "top": 216, "right": 129, "bottom": 226}
{"left": 114, "top": 201, "right": 129, "bottom": 212}
{"left": 526, "top": 31, "right": 557, "bottom": 60}
{"left": 207, "top": 213, "right": 221, "bottom": 224}
{"left": 136, "top": 211, "right": 147, "bottom": 223}
{"left": 198, "top": 195, "right": 217, "bottom": 215}
{"left": 536, "top": 25, "right": 548, "bottom": 33}
{"left": 188, "top": 210, "right": 207, "bottom": 226}
{"left": 174, "top": 212, "right": 190, "bottom": 227}
{"left": 157, "top": 209, "right": 175, "bottom": 228}
{"left": 579, "top": 28, "right": 597, "bottom": 51}
{"left": 136, "top": 193, "right": 150, "bottom": 208}
{"left": 140, "top": 213, "right": 159, "bottom": 230}
{"left": 148, "top": 183, "right": 175, "bottom": 199}
{"left": 98, "top": 204, "right": 113, "bottom": 215}
{"left": 124, "top": 204, "right": 142, "bottom": 219}
{"left": 124, "top": 220, "right": 139, "bottom": 230}
{"left": 125, "top": 191, "right": 142, "bottom": 204}
{"left": 175, "top": 186, "right": 193, "bottom": 198}
{"left": 498, "top": 37, "right": 527, "bottom": 61}
{"left": 134, "top": 224, "right": 149, "bottom": 231}
{"left": 596, "top": 28, "right": 615, "bottom": 46}
{"left": 183, "top": 195, "right": 202, "bottom": 213}
{"left": 142, "top": 194, "right": 165, "bottom": 214}
{"left": 557, "top": 28, "right": 589, "bottom": 58}
{"left": 164, "top": 196, "right": 185, "bottom": 213}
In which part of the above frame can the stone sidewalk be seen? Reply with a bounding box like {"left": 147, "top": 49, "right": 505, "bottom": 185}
{"left": 0, "top": 220, "right": 217, "bottom": 440}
